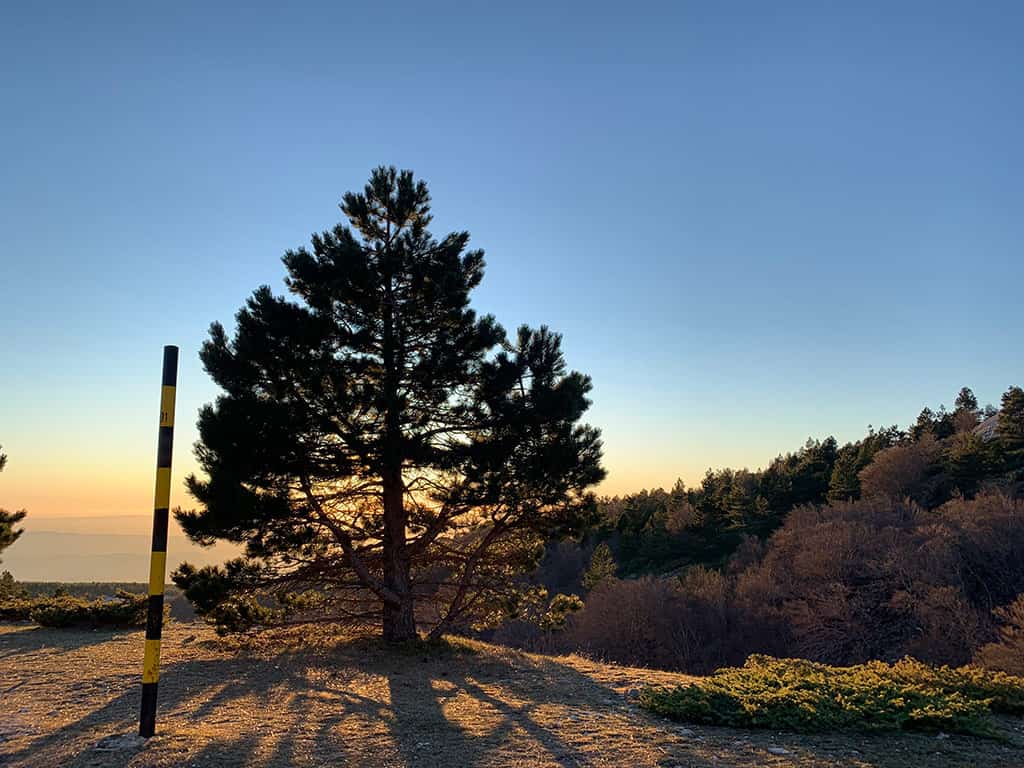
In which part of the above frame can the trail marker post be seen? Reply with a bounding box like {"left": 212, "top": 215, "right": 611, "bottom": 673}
{"left": 139, "top": 345, "right": 178, "bottom": 738}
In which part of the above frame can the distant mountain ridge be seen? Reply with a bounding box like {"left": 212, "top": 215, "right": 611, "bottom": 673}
{"left": 3, "top": 515, "right": 236, "bottom": 582}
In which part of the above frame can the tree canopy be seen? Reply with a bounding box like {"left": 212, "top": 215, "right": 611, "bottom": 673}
{"left": 173, "top": 167, "right": 605, "bottom": 640}
{"left": 999, "top": 386, "right": 1024, "bottom": 470}
{"left": 0, "top": 446, "right": 27, "bottom": 564}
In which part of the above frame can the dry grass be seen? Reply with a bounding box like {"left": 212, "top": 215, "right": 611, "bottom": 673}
{"left": 2, "top": 622, "right": 1024, "bottom": 767}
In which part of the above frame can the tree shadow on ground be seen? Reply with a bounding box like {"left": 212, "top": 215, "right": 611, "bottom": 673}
{"left": 0, "top": 626, "right": 717, "bottom": 768}
{"left": 3, "top": 626, "right": 1023, "bottom": 768}
{"left": 0, "top": 624, "right": 130, "bottom": 655}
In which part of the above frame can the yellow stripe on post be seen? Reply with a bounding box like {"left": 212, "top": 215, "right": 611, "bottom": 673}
{"left": 154, "top": 467, "right": 172, "bottom": 508}
{"left": 160, "top": 385, "right": 176, "bottom": 428}
{"left": 142, "top": 638, "right": 162, "bottom": 683}
{"left": 147, "top": 551, "right": 167, "bottom": 596}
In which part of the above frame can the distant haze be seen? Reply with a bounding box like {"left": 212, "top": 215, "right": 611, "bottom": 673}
{"left": 3, "top": 515, "right": 237, "bottom": 582}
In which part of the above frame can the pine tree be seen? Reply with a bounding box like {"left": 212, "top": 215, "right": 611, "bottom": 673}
{"left": 953, "top": 387, "right": 981, "bottom": 432}
{"left": 724, "top": 469, "right": 758, "bottom": 526}
{"left": 932, "top": 406, "right": 956, "bottom": 439}
{"left": 944, "top": 432, "right": 987, "bottom": 497}
{"left": 955, "top": 387, "right": 979, "bottom": 414}
{"left": 827, "top": 449, "right": 861, "bottom": 502}
{"left": 664, "top": 478, "right": 699, "bottom": 532}
{"left": 0, "top": 570, "right": 26, "bottom": 600}
{"left": 911, "top": 408, "right": 936, "bottom": 441}
{"left": 0, "top": 446, "right": 27, "bottom": 565}
{"left": 173, "top": 167, "right": 605, "bottom": 641}
{"left": 582, "top": 543, "right": 617, "bottom": 591}
{"left": 998, "top": 386, "right": 1024, "bottom": 470}
{"left": 912, "top": 406, "right": 954, "bottom": 440}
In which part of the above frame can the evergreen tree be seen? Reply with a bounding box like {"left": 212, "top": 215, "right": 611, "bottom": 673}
{"left": 788, "top": 437, "right": 839, "bottom": 505}
{"left": 0, "top": 570, "right": 26, "bottom": 600}
{"left": 582, "top": 543, "right": 617, "bottom": 591}
{"left": 724, "top": 469, "right": 758, "bottom": 526}
{"left": 663, "top": 478, "right": 700, "bottom": 532}
{"left": 0, "top": 515, "right": 23, "bottom": 565}
{"left": 911, "top": 407, "right": 934, "bottom": 441}
{"left": 953, "top": 387, "right": 981, "bottom": 432}
{"left": 827, "top": 449, "right": 861, "bottom": 502}
{"left": 998, "top": 386, "right": 1024, "bottom": 470}
{"left": 912, "top": 406, "right": 955, "bottom": 440}
{"left": 932, "top": 406, "right": 956, "bottom": 439}
{"left": 0, "top": 446, "right": 27, "bottom": 565}
{"left": 173, "top": 167, "right": 605, "bottom": 641}
{"left": 614, "top": 490, "right": 661, "bottom": 535}
{"left": 944, "top": 432, "right": 987, "bottom": 497}
{"left": 955, "top": 387, "right": 979, "bottom": 414}
{"left": 537, "top": 592, "right": 584, "bottom": 631}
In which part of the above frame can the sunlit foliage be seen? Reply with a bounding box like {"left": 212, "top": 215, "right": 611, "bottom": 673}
{"left": 640, "top": 655, "right": 1024, "bottom": 738}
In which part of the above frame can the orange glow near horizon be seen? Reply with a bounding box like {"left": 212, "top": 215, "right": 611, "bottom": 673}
{"left": 1, "top": 464, "right": 169, "bottom": 518}
{"left": 0, "top": 452, "right": 709, "bottom": 520}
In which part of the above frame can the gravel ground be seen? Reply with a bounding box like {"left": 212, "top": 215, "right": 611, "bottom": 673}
{"left": 2, "top": 622, "right": 1023, "bottom": 768}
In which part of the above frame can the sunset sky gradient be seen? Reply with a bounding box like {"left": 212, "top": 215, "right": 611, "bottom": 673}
{"left": 2, "top": 1, "right": 1023, "bottom": 520}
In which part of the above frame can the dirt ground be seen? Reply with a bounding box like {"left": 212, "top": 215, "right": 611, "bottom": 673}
{"left": 2, "top": 622, "right": 1024, "bottom": 768}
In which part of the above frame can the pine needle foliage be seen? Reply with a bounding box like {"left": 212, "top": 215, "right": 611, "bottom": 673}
{"left": 0, "top": 445, "right": 27, "bottom": 563}
{"left": 582, "top": 543, "right": 617, "bottom": 591}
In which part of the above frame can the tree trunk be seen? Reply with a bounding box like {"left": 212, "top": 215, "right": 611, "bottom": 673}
{"left": 380, "top": 258, "right": 416, "bottom": 641}
{"left": 383, "top": 593, "right": 416, "bottom": 642}
{"left": 381, "top": 466, "right": 416, "bottom": 641}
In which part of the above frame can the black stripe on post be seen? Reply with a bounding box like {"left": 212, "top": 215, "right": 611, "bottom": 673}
{"left": 161, "top": 346, "right": 178, "bottom": 386}
{"left": 145, "top": 596, "right": 165, "bottom": 639}
{"left": 140, "top": 684, "right": 159, "bottom": 739}
{"left": 156, "top": 427, "right": 174, "bottom": 468}
{"left": 151, "top": 509, "right": 169, "bottom": 553}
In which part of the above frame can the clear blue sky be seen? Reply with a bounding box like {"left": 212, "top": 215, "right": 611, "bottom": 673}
{"left": 2, "top": 1, "right": 1022, "bottom": 517}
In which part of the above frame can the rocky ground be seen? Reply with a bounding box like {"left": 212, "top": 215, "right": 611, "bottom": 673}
{"left": 2, "top": 622, "right": 1023, "bottom": 767}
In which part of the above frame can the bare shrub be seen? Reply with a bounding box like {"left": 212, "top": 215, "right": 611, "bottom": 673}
{"left": 858, "top": 436, "right": 940, "bottom": 503}
{"left": 888, "top": 585, "right": 983, "bottom": 665}
{"left": 735, "top": 500, "right": 917, "bottom": 663}
{"left": 975, "top": 595, "right": 1024, "bottom": 675}
{"left": 933, "top": 493, "right": 1024, "bottom": 609}
{"left": 561, "top": 572, "right": 787, "bottom": 673}
{"left": 725, "top": 534, "right": 765, "bottom": 575}
{"left": 563, "top": 577, "right": 687, "bottom": 669}
{"left": 737, "top": 495, "right": 1024, "bottom": 666}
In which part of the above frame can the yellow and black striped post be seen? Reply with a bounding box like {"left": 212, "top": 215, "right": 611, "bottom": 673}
{"left": 140, "top": 345, "right": 177, "bottom": 738}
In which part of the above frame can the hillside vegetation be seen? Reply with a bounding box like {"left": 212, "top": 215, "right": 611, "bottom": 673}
{"left": 496, "top": 386, "right": 1024, "bottom": 676}
{"left": 594, "top": 386, "right": 1023, "bottom": 577}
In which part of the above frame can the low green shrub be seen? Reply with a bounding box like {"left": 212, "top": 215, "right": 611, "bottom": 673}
{"left": 639, "top": 655, "right": 1024, "bottom": 739}
{"left": 0, "top": 590, "right": 168, "bottom": 629}
{"left": 0, "top": 599, "right": 35, "bottom": 621}
{"left": 0, "top": 570, "right": 27, "bottom": 600}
